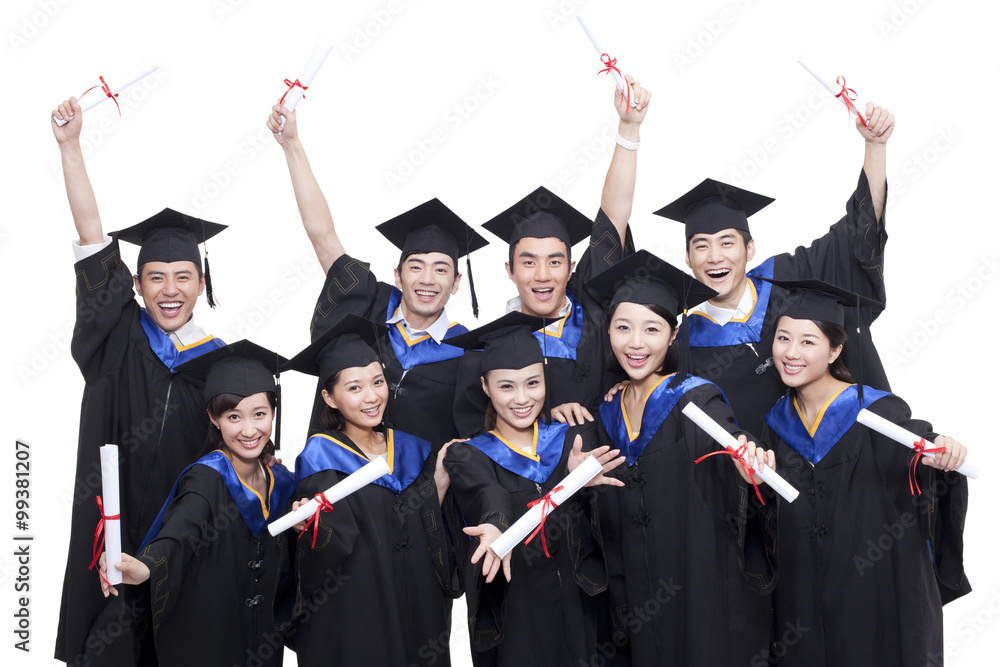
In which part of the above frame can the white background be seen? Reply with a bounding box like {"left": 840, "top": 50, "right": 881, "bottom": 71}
{"left": 2, "top": 0, "right": 998, "bottom": 665}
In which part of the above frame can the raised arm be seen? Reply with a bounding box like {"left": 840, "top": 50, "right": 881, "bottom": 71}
{"left": 857, "top": 101, "right": 894, "bottom": 221}
{"left": 52, "top": 97, "right": 104, "bottom": 245}
{"left": 267, "top": 104, "right": 345, "bottom": 273}
{"left": 600, "top": 74, "right": 651, "bottom": 246}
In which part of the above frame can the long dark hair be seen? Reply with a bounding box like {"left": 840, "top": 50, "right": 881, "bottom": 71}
{"left": 787, "top": 320, "right": 855, "bottom": 409}
{"left": 203, "top": 391, "right": 278, "bottom": 461}
{"left": 320, "top": 370, "right": 347, "bottom": 431}
{"left": 606, "top": 302, "right": 680, "bottom": 378}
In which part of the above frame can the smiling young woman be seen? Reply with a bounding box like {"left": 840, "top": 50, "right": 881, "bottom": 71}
{"left": 759, "top": 278, "right": 971, "bottom": 664}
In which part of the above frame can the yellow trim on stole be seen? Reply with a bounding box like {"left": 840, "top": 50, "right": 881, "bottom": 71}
{"left": 687, "top": 279, "right": 758, "bottom": 325}
{"left": 620, "top": 374, "right": 673, "bottom": 442}
{"left": 392, "top": 308, "right": 459, "bottom": 347}
{"left": 219, "top": 449, "right": 275, "bottom": 519}
{"left": 308, "top": 431, "right": 394, "bottom": 474}
{"left": 793, "top": 384, "right": 853, "bottom": 438}
{"left": 174, "top": 334, "right": 218, "bottom": 352}
{"left": 489, "top": 421, "right": 540, "bottom": 462}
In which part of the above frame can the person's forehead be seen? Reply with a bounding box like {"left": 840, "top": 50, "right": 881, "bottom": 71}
{"left": 141, "top": 260, "right": 201, "bottom": 274}
{"left": 403, "top": 251, "right": 455, "bottom": 267}
{"left": 513, "top": 236, "right": 570, "bottom": 255}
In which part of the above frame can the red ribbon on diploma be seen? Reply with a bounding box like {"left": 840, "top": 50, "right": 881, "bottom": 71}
{"left": 695, "top": 445, "right": 765, "bottom": 505}
{"left": 89, "top": 495, "right": 120, "bottom": 586}
{"left": 81, "top": 76, "right": 121, "bottom": 118}
{"left": 598, "top": 54, "right": 630, "bottom": 114}
{"left": 908, "top": 438, "right": 948, "bottom": 496}
{"left": 524, "top": 485, "right": 564, "bottom": 558}
{"left": 280, "top": 78, "right": 308, "bottom": 106}
{"left": 835, "top": 76, "right": 868, "bottom": 128}
{"left": 299, "top": 492, "right": 333, "bottom": 549}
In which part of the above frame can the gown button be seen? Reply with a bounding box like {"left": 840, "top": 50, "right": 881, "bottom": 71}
{"left": 245, "top": 594, "right": 263, "bottom": 607}
{"left": 394, "top": 536, "right": 411, "bottom": 551}
{"left": 248, "top": 559, "right": 264, "bottom": 571}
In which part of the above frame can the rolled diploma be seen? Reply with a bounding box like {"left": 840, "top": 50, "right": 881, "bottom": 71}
{"left": 795, "top": 58, "right": 867, "bottom": 125}
{"left": 490, "top": 455, "right": 603, "bottom": 559}
{"left": 278, "top": 36, "right": 334, "bottom": 130}
{"left": 54, "top": 63, "right": 159, "bottom": 126}
{"left": 267, "top": 456, "right": 391, "bottom": 536}
{"left": 856, "top": 409, "right": 980, "bottom": 479}
{"left": 100, "top": 445, "right": 122, "bottom": 585}
{"left": 681, "top": 403, "right": 800, "bottom": 503}
{"left": 575, "top": 15, "right": 637, "bottom": 108}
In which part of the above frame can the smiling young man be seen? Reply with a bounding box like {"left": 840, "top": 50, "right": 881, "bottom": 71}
{"left": 269, "top": 105, "right": 488, "bottom": 446}
{"left": 451, "top": 77, "right": 651, "bottom": 436}
{"left": 51, "top": 97, "right": 228, "bottom": 666}
{"left": 655, "top": 102, "right": 894, "bottom": 433}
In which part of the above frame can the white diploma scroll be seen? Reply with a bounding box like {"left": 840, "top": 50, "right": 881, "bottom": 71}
{"left": 100, "top": 445, "right": 122, "bottom": 585}
{"left": 267, "top": 456, "right": 391, "bottom": 536}
{"left": 575, "top": 15, "right": 637, "bottom": 108}
{"left": 277, "top": 37, "right": 334, "bottom": 129}
{"left": 490, "top": 456, "right": 603, "bottom": 559}
{"left": 681, "top": 403, "right": 800, "bottom": 503}
{"left": 53, "top": 63, "right": 160, "bottom": 127}
{"left": 856, "top": 409, "right": 980, "bottom": 479}
{"left": 795, "top": 57, "right": 867, "bottom": 126}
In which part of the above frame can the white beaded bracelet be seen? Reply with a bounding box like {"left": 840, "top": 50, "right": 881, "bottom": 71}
{"left": 615, "top": 133, "right": 640, "bottom": 151}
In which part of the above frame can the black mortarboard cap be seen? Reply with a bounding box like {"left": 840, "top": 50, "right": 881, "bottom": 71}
{"left": 282, "top": 314, "right": 384, "bottom": 385}
{"left": 445, "top": 311, "right": 555, "bottom": 373}
{"left": 586, "top": 250, "right": 719, "bottom": 317}
{"left": 482, "top": 187, "right": 593, "bottom": 262}
{"left": 762, "top": 278, "right": 884, "bottom": 329}
{"left": 376, "top": 198, "right": 490, "bottom": 317}
{"left": 115, "top": 208, "right": 227, "bottom": 308}
{"left": 175, "top": 340, "right": 287, "bottom": 449}
{"left": 654, "top": 179, "right": 774, "bottom": 238}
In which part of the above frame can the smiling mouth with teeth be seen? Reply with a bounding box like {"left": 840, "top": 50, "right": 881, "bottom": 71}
{"left": 705, "top": 269, "right": 731, "bottom": 278}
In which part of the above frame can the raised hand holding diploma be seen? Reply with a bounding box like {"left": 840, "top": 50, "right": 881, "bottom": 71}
{"left": 576, "top": 14, "right": 637, "bottom": 110}
{"left": 268, "top": 456, "right": 391, "bottom": 538}
{"left": 856, "top": 409, "right": 978, "bottom": 492}
{"left": 276, "top": 36, "right": 334, "bottom": 132}
{"left": 796, "top": 57, "right": 868, "bottom": 128}
{"left": 52, "top": 63, "right": 159, "bottom": 127}
{"left": 89, "top": 445, "right": 122, "bottom": 586}
{"left": 682, "top": 403, "right": 800, "bottom": 503}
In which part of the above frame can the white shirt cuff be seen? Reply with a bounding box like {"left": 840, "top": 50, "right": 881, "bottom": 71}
{"left": 72, "top": 235, "right": 114, "bottom": 262}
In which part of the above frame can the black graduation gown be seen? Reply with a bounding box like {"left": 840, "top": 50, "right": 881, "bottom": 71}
{"left": 288, "top": 429, "right": 462, "bottom": 665}
{"left": 453, "top": 210, "right": 634, "bottom": 438}
{"left": 56, "top": 239, "right": 226, "bottom": 666}
{"left": 760, "top": 387, "right": 970, "bottom": 666}
{"left": 136, "top": 453, "right": 296, "bottom": 667}
{"left": 444, "top": 420, "right": 606, "bottom": 667}
{"left": 309, "top": 253, "right": 467, "bottom": 446}
{"left": 591, "top": 376, "right": 778, "bottom": 666}
{"left": 687, "top": 170, "right": 890, "bottom": 435}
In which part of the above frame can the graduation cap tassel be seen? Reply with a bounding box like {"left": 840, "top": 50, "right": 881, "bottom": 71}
{"left": 542, "top": 327, "right": 551, "bottom": 426}
{"left": 274, "top": 354, "right": 282, "bottom": 451}
{"left": 670, "top": 280, "right": 693, "bottom": 389}
{"left": 200, "top": 219, "right": 218, "bottom": 308}
{"left": 466, "top": 256, "right": 480, "bottom": 319}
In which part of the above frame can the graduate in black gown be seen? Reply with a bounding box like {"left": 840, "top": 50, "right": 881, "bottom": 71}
{"left": 443, "top": 312, "right": 625, "bottom": 666}
{"left": 453, "top": 76, "right": 652, "bottom": 435}
{"left": 281, "top": 315, "right": 462, "bottom": 665}
{"left": 99, "top": 341, "right": 296, "bottom": 667}
{"left": 653, "top": 103, "right": 895, "bottom": 434}
{"left": 757, "top": 279, "right": 970, "bottom": 665}
{"left": 267, "top": 104, "right": 488, "bottom": 446}
{"left": 584, "top": 251, "right": 779, "bottom": 666}
{"left": 51, "top": 96, "right": 229, "bottom": 666}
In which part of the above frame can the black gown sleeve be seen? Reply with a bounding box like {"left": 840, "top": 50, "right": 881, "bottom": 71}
{"left": 574, "top": 208, "right": 635, "bottom": 285}
{"left": 402, "top": 456, "right": 464, "bottom": 599}
{"left": 865, "top": 395, "right": 971, "bottom": 604}
{"left": 136, "top": 469, "right": 216, "bottom": 632}
{"left": 683, "top": 386, "right": 778, "bottom": 594}
{"left": 444, "top": 442, "right": 515, "bottom": 531}
{"left": 71, "top": 238, "right": 139, "bottom": 381}
{"left": 309, "top": 253, "right": 386, "bottom": 340}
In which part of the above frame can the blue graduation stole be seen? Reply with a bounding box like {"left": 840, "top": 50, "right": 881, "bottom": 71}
{"left": 295, "top": 429, "right": 431, "bottom": 494}
{"left": 385, "top": 288, "right": 467, "bottom": 370}
{"left": 466, "top": 419, "right": 568, "bottom": 485}
{"left": 139, "top": 309, "right": 226, "bottom": 372}
{"left": 686, "top": 256, "right": 775, "bottom": 348}
{"left": 763, "top": 384, "right": 892, "bottom": 465}
{"left": 599, "top": 374, "right": 719, "bottom": 466}
{"left": 140, "top": 450, "right": 296, "bottom": 548}
{"left": 532, "top": 291, "right": 585, "bottom": 361}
